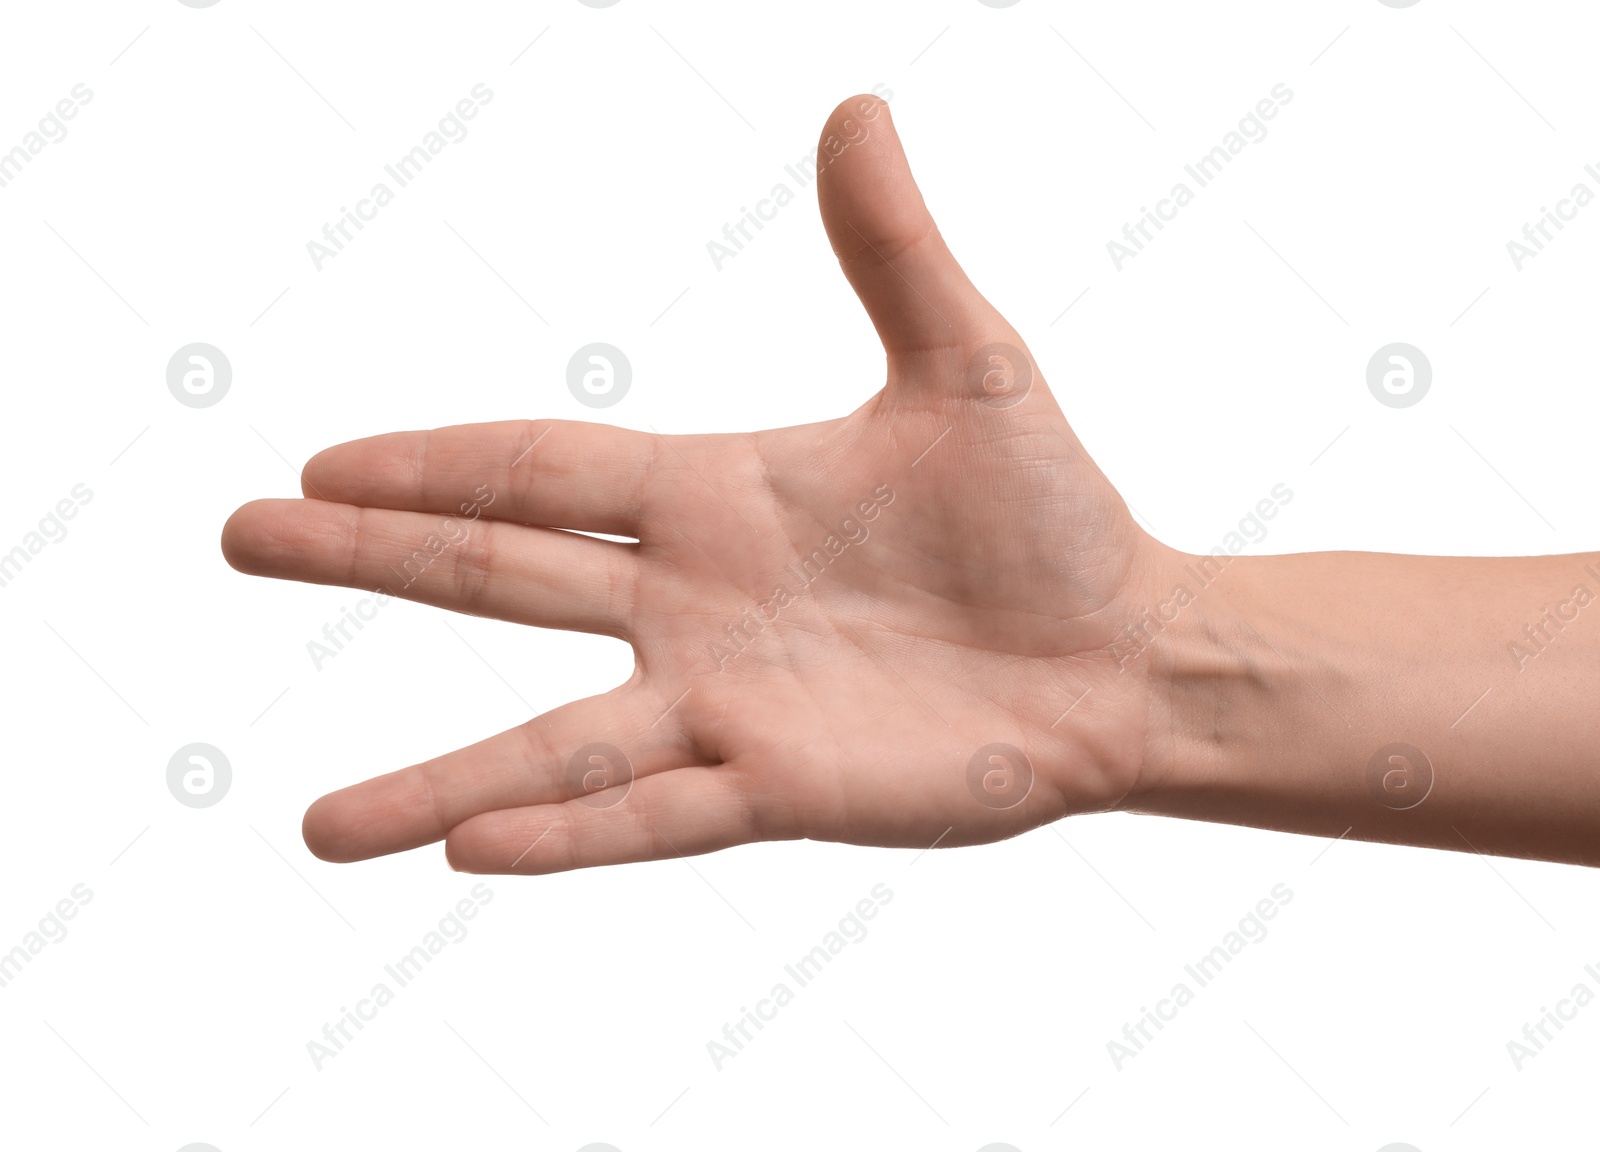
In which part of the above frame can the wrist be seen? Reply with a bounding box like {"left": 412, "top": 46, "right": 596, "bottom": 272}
{"left": 1116, "top": 545, "right": 1324, "bottom": 815}
{"left": 1109, "top": 543, "right": 1600, "bottom": 866}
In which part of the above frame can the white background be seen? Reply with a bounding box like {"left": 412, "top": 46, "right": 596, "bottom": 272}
{"left": 1, "top": 1, "right": 1597, "bottom": 1149}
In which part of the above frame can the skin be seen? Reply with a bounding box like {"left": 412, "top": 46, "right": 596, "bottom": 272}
{"left": 222, "top": 95, "right": 1600, "bottom": 874}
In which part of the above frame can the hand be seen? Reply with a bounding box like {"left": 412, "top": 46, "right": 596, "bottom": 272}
{"left": 222, "top": 94, "right": 1172, "bottom": 873}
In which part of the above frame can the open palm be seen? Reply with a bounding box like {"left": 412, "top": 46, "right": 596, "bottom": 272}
{"left": 223, "top": 95, "right": 1167, "bottom": 873}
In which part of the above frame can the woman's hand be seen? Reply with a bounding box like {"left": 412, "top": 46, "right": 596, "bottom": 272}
{"left": 222, "top": 94, "right": 1174, "bottom": 873}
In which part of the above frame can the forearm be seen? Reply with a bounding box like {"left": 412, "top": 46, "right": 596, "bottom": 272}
{"left": 1131, "top": 547, "right": 1600, "bottom": 865}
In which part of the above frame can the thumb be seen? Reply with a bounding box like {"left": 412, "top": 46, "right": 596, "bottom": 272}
{"left": 815, "top": 94, "right": 1009, "bottom": 367}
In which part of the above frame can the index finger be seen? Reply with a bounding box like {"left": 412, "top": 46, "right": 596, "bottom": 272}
{"left": 301, "top": 419, "right": 658, "bottom": 538}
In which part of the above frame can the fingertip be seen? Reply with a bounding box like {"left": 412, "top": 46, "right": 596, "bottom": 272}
{"left": 301, "top": 430, "right": 439, "bottom": 508}
{"left": 446, "top": 809, "right": 572, "bottom": 876}
{"left": 299, "top": 434, "right": 383, "bottom": 498}
{"left": 220, "top": 497, "right": 341, "bottom": 578}
{"left": 442, "top": 832, "right": 478, "bottom": 874}
{"left": 302, "top": 791, "right": 360, "bottom": 863}
{"left": 220, "top": 508, "right": 246, "bottom": 572}
{"left": 301, "top": 797, "right": 344, "bottom": 863}
{"left": 822, "top": 91, "right": 892, "bottom": 139}
{"left": 442, "top": 820, "right": 497, "bottom": 875}
{"left": 300, "top": 449, "right": 329, "bottom": 499}
{"left": 303, "top": 789, "right": 384, "bottom": 864}
{"left": 219, "top": 499, "right": 278, "bottom": 573}
{"left": 815, "top": 92, "right": 913, "bottom": 234}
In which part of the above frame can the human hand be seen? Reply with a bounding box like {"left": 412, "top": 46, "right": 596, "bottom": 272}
{"left": 221, "top": 94, "right": 1176, "bottom": 873}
